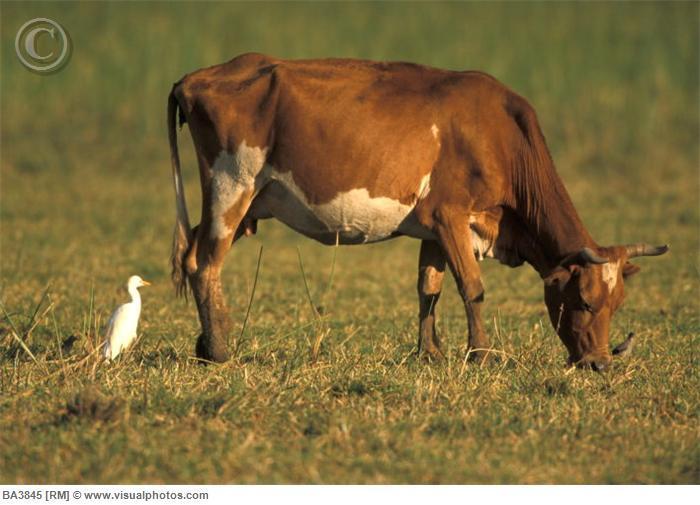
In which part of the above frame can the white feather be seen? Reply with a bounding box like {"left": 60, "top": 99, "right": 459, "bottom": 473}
{"left": 102, "top": 275, "right": 149, "bottom": 361}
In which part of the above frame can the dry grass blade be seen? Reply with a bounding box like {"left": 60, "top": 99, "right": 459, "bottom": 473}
{"left": 7, "top": 345, "right": 106, "bottom": 399}
{"left": 24, "top": 284, "right": 53, "bottom": 341}
{"left": 311, "top": 327, "right": 330, "bottom": 363}
{"left": 235, "top": 245, "right": 264, "bottom": 355}
{"left": 236, "top": 320, "right": 319, "bottom": 362}
{"left": 296, "top": 246, "right": 321, "bottom": 319}
{"left": 319, "top": 231, "right": 340, "bottom": 313}
{"left": 0, "top": 301, "right": 48, "bottom": 374}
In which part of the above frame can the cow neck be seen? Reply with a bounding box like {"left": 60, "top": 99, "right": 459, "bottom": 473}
{"left": 513, "top": 165, "right": 596, "bottom": 276}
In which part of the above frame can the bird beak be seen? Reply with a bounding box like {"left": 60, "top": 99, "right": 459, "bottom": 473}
{"left": 141, "top": 280, "right": 151, "bottom": 286}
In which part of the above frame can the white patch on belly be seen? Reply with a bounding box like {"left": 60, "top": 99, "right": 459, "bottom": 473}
{"left": 254, "top": 168, "right": 434, "bottom": 243}
{"left": 601, "top": 261, "right": 620, "bottom": 293}
{"left": 210, "top": 142, "right": 269, "bottom": 239}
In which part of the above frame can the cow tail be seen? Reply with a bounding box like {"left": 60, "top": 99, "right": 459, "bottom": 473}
{"left": 168, "top": 84, "right": 192, "bottom": 298}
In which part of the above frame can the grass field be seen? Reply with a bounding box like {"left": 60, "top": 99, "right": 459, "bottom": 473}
{"left": 1, "top": 1, "right": 698, "bottom": 484}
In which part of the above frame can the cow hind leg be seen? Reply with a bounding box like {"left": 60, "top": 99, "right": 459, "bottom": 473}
{"left": 417, "top": 240, "right": 446, "bottom": 361}
{"left": 432, "top": 206, "right": 492, "bottom": 363}
{"left": 186, "top": 186, "right": 255, "bottom": 363}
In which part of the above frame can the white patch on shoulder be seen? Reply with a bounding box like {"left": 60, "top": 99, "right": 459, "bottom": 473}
{"left": 601, "top": 261, "right": 620, "bottom": 294}
{"left": 210, "top": 141, "right": 269, "bottom": 239}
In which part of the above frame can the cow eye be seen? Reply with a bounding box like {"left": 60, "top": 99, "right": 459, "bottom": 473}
{"left": 580, "top": 299, "right": 594, "bottom": 313}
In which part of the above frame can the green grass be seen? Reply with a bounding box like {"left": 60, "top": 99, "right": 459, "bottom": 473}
{"left": 1, "top": 1, "right": 698, "bottom": 484}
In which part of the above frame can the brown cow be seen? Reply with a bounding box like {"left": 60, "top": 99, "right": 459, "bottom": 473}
{"left": 168, "top": 53, "right": 667, "bottom": 370}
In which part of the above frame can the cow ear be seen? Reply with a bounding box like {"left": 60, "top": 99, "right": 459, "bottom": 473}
{"left": 544, "top": 267, "right": 571, "bottom": 290}
{"left": 622, "top": 261, "right": 641, "bottom": 278}
{"left": 568, "top": 264, "right": 584, "bottom": 277}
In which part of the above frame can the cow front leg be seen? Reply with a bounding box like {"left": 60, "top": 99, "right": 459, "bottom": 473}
{"left": 432, "top": 207, "right": 491, "bottom": 362}
{"left": 417, "top": 239, "right": 446, "bottom": 361}
{"left": 186, "top": 188, "right": 254, "bottom": 363}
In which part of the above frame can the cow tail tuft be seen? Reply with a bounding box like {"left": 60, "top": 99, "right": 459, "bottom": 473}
{"left": 168, "top": 84, "right": 192, "bottom": 298}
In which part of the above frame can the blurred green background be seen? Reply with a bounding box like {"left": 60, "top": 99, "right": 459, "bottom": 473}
{"left": 1, "top": 1, "right": 698, "bottom": 484}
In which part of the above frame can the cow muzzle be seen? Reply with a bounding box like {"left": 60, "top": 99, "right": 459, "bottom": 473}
{"left": 573, "top": 353, "right": 612, "bottom": 372}
{"left": 570, "top": 332, "right": 635, "bottom": 371}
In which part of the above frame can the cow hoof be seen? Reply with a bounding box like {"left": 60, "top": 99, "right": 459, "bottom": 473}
{"left": 195, "top": 333, "right": 230, "bottom": 364}
{"left": 417, "top": 346, "right": 445, "bottom": 363}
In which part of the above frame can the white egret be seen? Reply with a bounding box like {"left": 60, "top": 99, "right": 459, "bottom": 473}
{"left": 102, "top": 275, "right": 150, "bottom": 361}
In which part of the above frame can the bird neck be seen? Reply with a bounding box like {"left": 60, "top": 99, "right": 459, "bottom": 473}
{"left": 128, "top": 285, "right": 141, "bottom": 305}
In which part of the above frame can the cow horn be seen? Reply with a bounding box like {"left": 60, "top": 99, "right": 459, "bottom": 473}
{"left": 578, "top": 247, "right": 609, "bottom": 265}
{"left": 625, "top": 244, "right": 669, "bottom": 258}
{"left": 560, "top": 247, "right": 609, "bottom": 267}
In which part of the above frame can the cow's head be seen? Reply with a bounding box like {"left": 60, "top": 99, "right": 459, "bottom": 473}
{"left": 543, "top": 244, "right": 667, "bottom": 371}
